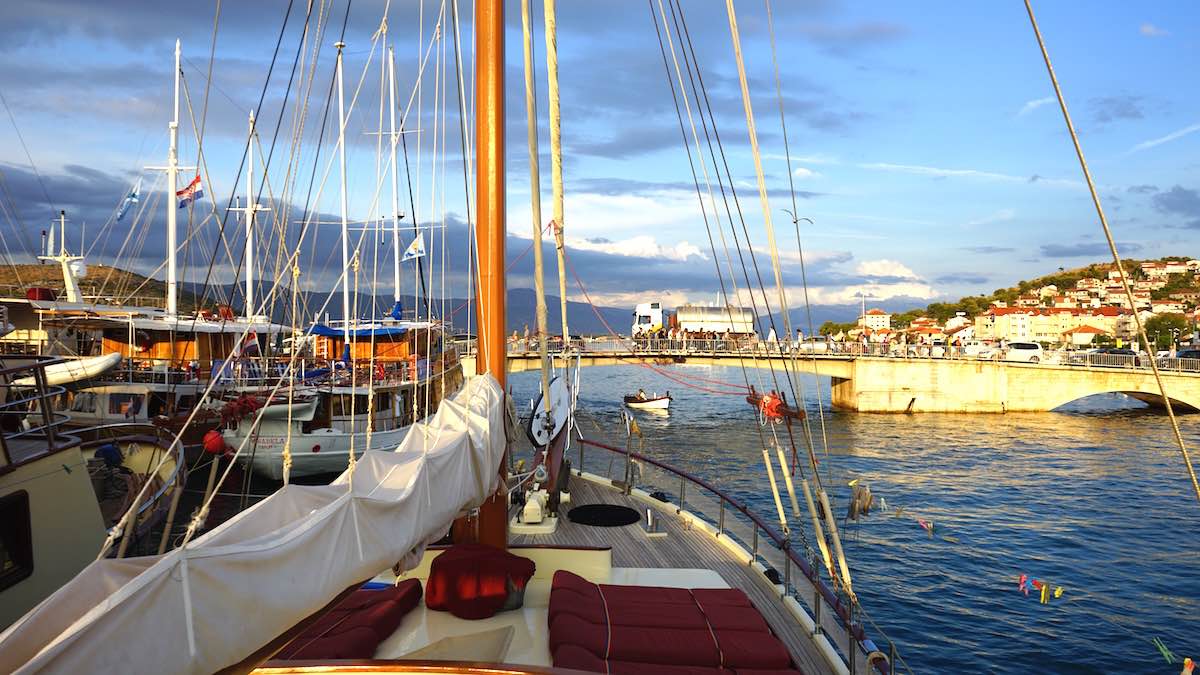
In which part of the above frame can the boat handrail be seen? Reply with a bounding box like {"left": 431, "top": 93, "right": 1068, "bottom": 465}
{"left": 577, "top": 437, "right": 899, "bottom": 675}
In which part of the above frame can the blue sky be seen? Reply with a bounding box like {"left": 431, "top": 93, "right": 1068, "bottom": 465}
{"left": 0, "top": 1, "right": 1197, "bottom": 315}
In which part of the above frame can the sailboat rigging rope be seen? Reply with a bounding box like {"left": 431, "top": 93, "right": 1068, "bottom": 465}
{"left": 761, "top": 0, "right": 833, "bottom": 475}
{"left": 1024, "top": 0, "right": 1200, "bottom": 507}
{"left": 663, "top": 0, "right": 811, "bottom": 476}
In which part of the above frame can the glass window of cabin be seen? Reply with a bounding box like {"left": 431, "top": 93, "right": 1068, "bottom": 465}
{"left": 0, "top": 490, "right": 33, "bottom": 592}
{"left": 108, "top": 394, "right": 144, "bottom": 416}
{"left": 176, "top": 395, "right": 196, "bottom": 412}
{"left": 70, "top": 392, "right": 97, "bottom": 413}
{"left": 375, "top": 393, "right": 392, "bottom": 411}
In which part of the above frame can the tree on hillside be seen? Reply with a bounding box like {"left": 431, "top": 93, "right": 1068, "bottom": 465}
{"left": 1145, "top": 313, "right": 1190, "bottom": 350}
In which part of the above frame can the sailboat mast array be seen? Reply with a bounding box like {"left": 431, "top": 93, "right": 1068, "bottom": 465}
{"left": 335, "top": 41, "right": 352, "bottom": 345}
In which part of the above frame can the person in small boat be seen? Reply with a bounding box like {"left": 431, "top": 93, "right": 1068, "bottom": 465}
{"left": 636, "top": 388, "right": 647, "bottom": 401}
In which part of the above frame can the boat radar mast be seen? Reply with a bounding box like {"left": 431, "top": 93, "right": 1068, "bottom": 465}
{"left": 145, "top": 39, "right": 195, "bottom": 317}
{"left": 37, "top": 210, "right": 84, "bottom": 303}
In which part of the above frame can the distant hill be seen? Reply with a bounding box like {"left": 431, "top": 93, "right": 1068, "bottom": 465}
{"left": 0, "top": 263, "right": 206, "bottom": 310}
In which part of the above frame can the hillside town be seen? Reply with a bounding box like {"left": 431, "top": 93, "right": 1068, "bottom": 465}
{"left": 827, "top": 259, "right": 1200, "bottom": 349}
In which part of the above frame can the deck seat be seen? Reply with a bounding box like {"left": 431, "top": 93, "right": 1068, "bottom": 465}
{"left": 548, "top": 571, "right": 798, "bottom": 673}
{"left": 277, "top": 579, "right": 422, "bottom": 660}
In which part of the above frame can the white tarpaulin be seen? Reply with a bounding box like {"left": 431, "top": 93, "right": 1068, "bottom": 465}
{"left": 0, "top": 375, "right": 506, "bottom": 674}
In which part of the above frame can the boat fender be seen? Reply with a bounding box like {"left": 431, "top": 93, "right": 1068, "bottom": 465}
{"left": 94, "top": 443, "right": 123, "bottom": 468}
{"left": 202, "top": 430, "right": 228, "bottom": 456}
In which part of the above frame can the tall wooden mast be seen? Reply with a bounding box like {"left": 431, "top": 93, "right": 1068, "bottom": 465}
{"left": 474, "top": 0, "right": 508, "bottom": 548}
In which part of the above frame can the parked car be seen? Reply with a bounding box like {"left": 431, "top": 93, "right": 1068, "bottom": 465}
{"left": 1004, "top": 341, "right": 1043, "bottom": 363}
{"left": 1157, "top": 347, "right": 1200, "bottom": 371}
{"left": 1086, "top": 347, "right": 1141, "bottom": 367}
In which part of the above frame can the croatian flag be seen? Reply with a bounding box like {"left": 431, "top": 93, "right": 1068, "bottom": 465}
{"left": 402, "top": 232, "right": 425, "bottom": 261}
{"left": 176, "top": 175, "right": 204, "bottom": 208}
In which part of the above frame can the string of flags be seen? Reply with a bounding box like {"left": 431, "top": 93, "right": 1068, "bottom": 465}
{"left": 1016, "top": 573, "right": 1065, "bottom": 604}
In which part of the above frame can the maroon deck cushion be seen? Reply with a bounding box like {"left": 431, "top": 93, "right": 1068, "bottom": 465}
{"left": 554, "top": 644, "right": 735, "bottom": 675}
{"left": 549, "top": 571, "right": 797, "bottom": 673}
{"left": 425, "top": 544, "right": 536, "bottom": 620}
{"left": 278, "top": 579, "right": 422, "bottom": 660}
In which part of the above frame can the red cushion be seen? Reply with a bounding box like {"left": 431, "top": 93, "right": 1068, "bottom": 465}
{"left": 548, "top": 571, "right": 796, "bottom": 672}
{"left": 426, "top": 544, "right": 536, "bottom": 620}
{"left": 282, "top": 626, "right": 382, "bottom": 660}
{"left": 277, "top": 580, "right": 422, "bottom": 660}
{"left": 554, "top": 644, "right": 733, "bottom": 675}
{"left": 550, "top": 594, "right": 709, "bottom": 629}
{"left": 711, "top": 630, "right": 793, "bottom": 670}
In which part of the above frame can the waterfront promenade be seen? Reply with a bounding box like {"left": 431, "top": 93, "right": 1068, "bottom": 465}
{"left": 465, "top": 339, "right": 1200, "bottom": 413}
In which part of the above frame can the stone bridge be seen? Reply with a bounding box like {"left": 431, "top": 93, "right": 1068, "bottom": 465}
{"left": 463, "top": 347, "right": 1200, "bottom": 413}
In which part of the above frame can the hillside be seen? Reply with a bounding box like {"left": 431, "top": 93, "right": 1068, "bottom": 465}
{"left": 819, "top": 256, "right": 1200, "bottom": 335}
{"left": 0, "top": 263, "right": 208, "bottom": 310}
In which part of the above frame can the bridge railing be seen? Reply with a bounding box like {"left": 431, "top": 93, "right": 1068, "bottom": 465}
{"left": 494, "top": 338, "right": 1200, "bottom": 374}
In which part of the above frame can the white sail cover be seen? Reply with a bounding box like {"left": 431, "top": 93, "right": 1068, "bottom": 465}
{"left": 0, "top": 375, "right": 506, "bottom": 674}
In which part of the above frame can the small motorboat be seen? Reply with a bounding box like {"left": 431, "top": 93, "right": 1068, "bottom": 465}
{"left": 623, "top": 392, "right": 672, "bottom": 410}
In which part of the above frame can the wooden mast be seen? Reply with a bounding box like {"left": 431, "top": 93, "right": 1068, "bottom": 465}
{"left": 473, "top": 0, "right": 508, "bottom": 549}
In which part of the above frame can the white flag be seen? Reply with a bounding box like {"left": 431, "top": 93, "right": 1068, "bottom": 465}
{"left": 402, "top": 232, "right": 425, "bottom": 261}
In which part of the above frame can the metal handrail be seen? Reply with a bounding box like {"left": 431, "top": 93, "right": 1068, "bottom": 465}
{"left": 577, "top": 437, "right": 896, "bottom": 674}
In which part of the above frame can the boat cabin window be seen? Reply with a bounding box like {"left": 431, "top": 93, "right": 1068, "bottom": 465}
{"left": 69, "top": 392, "right": 98, "bottom": 414}
{"left": 147, "top": 392, "right": 173, "bottom": 417}
{"left": 637, "top": 316, "right": 651, "bottom": 325}
{"left": 375, "top": 392, "right": 392, "bottom": 411}
{"left": 176, "top": 395, "right": 197, "bottom": 412}
{"left": 0, "top": 490, "right": 33, "bottom": 592}
{"left": 108, "top": 394, "right": 144, "bottom": 417}
{"left": 329, "top": 394, "right": 371, "bottom": 417}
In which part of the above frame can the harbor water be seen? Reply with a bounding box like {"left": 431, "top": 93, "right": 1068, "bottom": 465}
{"left": 510, "top": 363, "right": 1200, "bottom": 674}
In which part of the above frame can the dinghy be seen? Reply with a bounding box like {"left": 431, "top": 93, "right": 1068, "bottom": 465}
{"left": 623, "top": 392, "right": 671, "bottom": 410}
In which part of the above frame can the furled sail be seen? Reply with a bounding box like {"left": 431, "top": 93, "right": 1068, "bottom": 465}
{"left": 0, "top": 375, "right": 506, "bottom": 674}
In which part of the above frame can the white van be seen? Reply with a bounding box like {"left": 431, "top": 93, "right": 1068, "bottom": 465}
{"left": 1004, "top": 341, "right": 1043, "bottom": 363}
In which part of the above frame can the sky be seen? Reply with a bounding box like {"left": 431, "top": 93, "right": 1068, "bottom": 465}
{"left": 0, "top": 0, "right": 1198, "bottom": 321}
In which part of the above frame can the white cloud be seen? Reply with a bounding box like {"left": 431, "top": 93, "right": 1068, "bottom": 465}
{"left": 788, "top": 281, "right": 938, "bottom": 305}
{"left": 963, "top": 208, "right": 1016, "bottom": 228}
{"left": 792, "top": 166, "right": 819, "bottom": 179}
{"left": 858, "top": 161, "right": 1080, "bottom": 188}
{"left": 764, "top": 153, "right": 838, "bottom": 165}
{"left": 855, "top": 259, "right": 919, "bottom": 279}
{"left": 1140, "top": 22, "right": 1168, "bottom": 37}
{"left": 1017, "top": 96, "right": 1054, "bottom": 117}
{"left": 567, "top": 234, "right": 706, "bottom": 262}
{"left": 1129, "top": 122, "right": 1200, "bottom": 152}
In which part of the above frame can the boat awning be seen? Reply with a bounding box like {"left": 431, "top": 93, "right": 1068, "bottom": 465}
{"left": 308, "top": 322, "right": 423, "bottom": 338}
{"left": 40, "top": 313, "right": 291, "bottom": 334}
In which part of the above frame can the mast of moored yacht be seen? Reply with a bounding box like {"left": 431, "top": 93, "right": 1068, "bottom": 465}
{"left": 474, "top": 0, "right": 507, "bottom": 549}
{"left": 335, "top": 41, "right": 352, "bottom": 347}
{"left": 233, "top": 110, "right": 266, "bottom": 320}
{"left": 146, "top": 40, "right": 190, "bottom": 317}
{"left": 543, "top": 0, "right": 569, "bottom": 350}
{"left": 388, "top": 47, "right": 403, "bottom": 310}
{"left": 521, "top": 0, "right": 552, "bottom": 416}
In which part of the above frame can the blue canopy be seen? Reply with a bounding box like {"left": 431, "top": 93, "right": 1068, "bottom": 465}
{"left": 307, "top": 323, "right": 412, "bottom": 338}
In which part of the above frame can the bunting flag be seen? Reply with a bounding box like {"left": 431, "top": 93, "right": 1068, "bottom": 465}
{"left": 402, "top": 232, "right": 425, "bottom": 261}
{"left": 117, "top": 177, "right": 142, "bottom": 221}
{"left": 176, "top": 175, "right": 204, "bottom": 208}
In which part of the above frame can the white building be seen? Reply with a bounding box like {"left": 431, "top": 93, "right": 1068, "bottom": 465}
{"left": 859, "top": 308, "right": 892, "bottom": 330}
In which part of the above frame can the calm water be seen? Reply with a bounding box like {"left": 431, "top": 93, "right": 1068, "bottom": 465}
{"left": 509, "top": 364, "right": 1200, "bottom": 674}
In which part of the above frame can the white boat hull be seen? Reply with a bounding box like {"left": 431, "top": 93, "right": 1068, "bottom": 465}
{"left": 223, "top": 423, "right": 414, "bottom": 480}
{"left": 13, "top": 353, "right": 122, "bottom": 387}
{"left": 624, "top": 396, "right": 670, "bottom": 410}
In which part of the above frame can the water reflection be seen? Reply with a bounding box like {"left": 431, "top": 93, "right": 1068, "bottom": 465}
{"left": 511, "top": 364, "right": 1200, "bottom": 675}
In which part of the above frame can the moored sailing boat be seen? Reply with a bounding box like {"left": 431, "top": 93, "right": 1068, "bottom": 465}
{"left": 0, "top": 2, "right": 893, "bottom": 674}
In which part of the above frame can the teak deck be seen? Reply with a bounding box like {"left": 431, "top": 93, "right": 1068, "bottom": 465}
{"left": 511, "top": 474, "right": 837, "bottom": 675}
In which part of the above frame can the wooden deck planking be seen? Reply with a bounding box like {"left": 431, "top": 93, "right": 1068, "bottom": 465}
{"left": 511, "top": 475, "right": 834, "bottom": 675}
